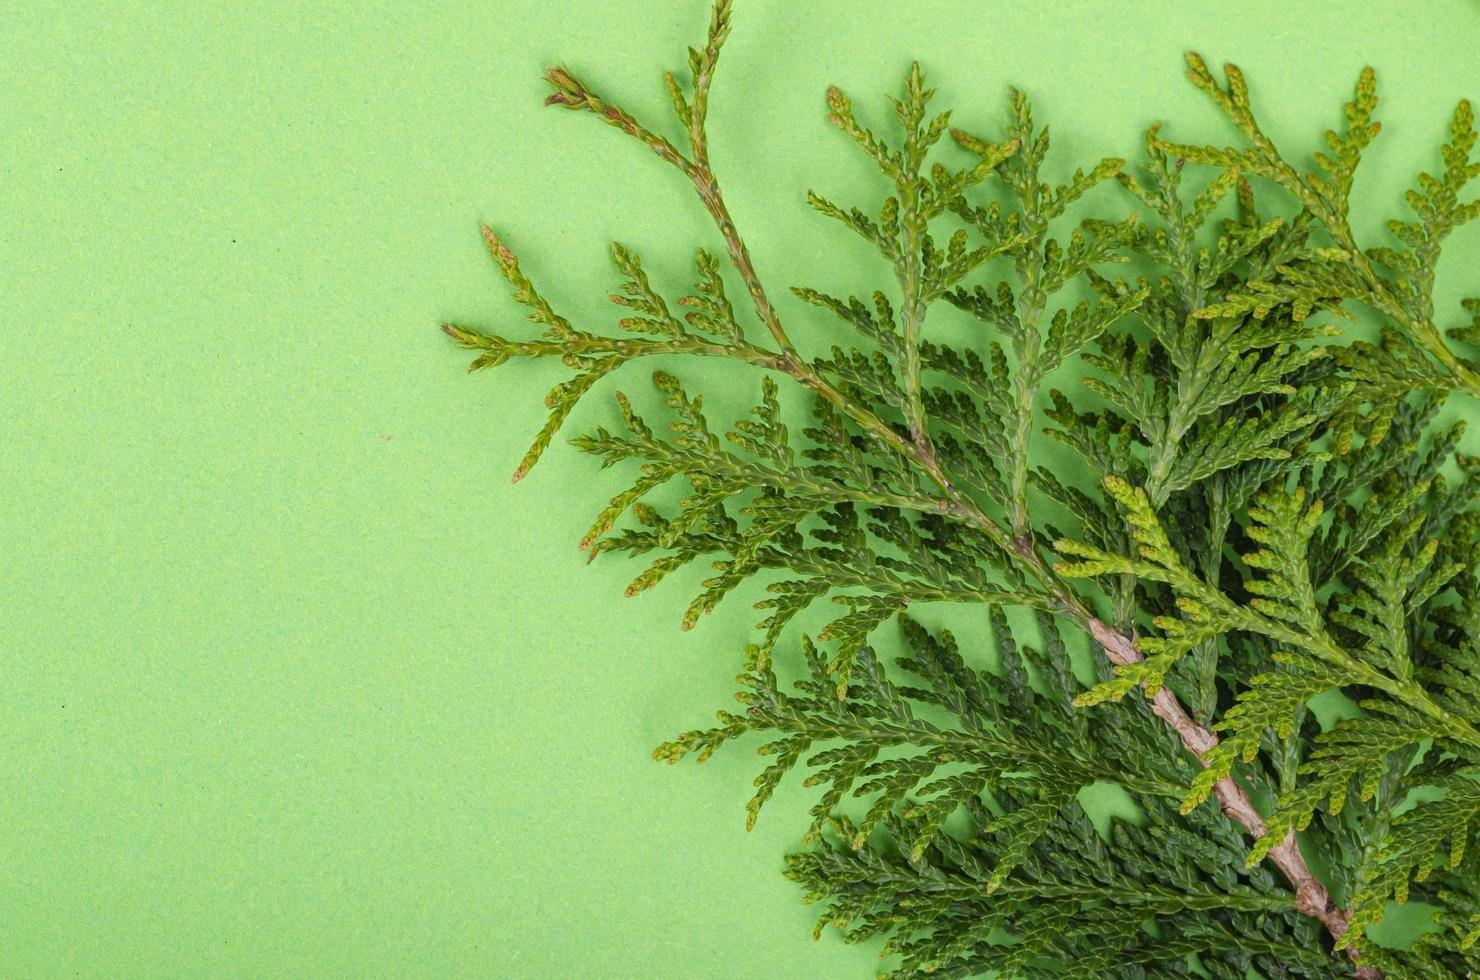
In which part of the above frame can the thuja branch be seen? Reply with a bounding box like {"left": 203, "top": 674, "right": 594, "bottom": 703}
{"left": 561, "top": 37, "right": 1363, "bottom": 962}
{"left": 445, "top": 2, "right": 1480, "bottom": 974}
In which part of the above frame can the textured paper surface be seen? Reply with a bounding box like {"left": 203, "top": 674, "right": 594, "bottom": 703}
{"left": 4, "top": 1, "right": 1480, "bottom": 976}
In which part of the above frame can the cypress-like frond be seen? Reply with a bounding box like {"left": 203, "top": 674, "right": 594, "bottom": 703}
{"left": 448, "top": 3, "right": 1480, "bottom": 975}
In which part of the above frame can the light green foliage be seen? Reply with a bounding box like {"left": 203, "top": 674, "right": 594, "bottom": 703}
{"left": 448, "top": 2, "right": 1480, "bottom": 975}
{"left": 1159, "top": 54, "right": 1480, "bottom": 431}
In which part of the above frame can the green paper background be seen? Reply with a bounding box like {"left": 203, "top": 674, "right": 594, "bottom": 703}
{"left": 6, "top": 1, "right": 1480, "bottom": 976}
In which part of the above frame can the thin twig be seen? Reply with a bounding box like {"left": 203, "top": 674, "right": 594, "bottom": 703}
{"left": 1088, "top": 619, "right": 1380, "bottom": 978}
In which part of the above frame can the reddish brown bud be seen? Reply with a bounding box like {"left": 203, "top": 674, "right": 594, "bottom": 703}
{"left": 825, "top": 85, "right": 849, "bottom": 116}
{"left": 542, "top": 65, "right": 592, "bottom": 110}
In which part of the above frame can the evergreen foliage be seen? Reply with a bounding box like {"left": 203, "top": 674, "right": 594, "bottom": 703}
{"left": 446, "top": 4, "right": 1480, "bottom": 975}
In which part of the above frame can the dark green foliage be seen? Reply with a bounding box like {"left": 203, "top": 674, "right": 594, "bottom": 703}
{"left": 791, "top": 807, "right": 1345, "bottom": 979}
{"left": 448, "top": 3, "right": 1480, "bottom": 976}
{"left": 663, "top": 613, "right": 1346, "bottom": 978}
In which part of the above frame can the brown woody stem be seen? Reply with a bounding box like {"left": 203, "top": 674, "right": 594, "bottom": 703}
{"left": 1087, "top": 619, "right": 1380, "bottom": 979}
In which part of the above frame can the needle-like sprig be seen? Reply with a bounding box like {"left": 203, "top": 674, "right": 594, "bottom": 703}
{"left": 448, "top": 5, "right": 1480, "bottom": 976}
